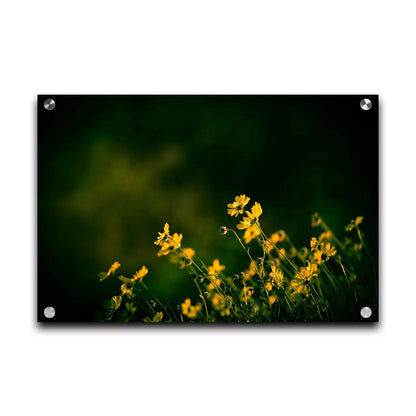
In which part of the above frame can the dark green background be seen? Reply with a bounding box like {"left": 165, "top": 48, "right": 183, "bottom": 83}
{"left": 37, "top": 95, "right": 378, "bottom": 322}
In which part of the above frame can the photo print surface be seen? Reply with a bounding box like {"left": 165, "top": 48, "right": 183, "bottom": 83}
{"left": 38, "top": 95, "right": 379, "bottom": 323}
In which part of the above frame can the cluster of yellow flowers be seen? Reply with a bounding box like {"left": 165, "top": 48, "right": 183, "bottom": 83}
{"left": 98, "top": 194, "right": 371, "bottom": 322}
{"left": 154, "top": 223, "right": 185, "bottom": 257}
{"left": 120, "top": 265, "right": 149, "bottom": 296}
{"left": 181, "top": 298, "right": 202, "bottom": 319}
{"left": 98, "top": 261, "right": 159, "bottom": 321}
{"left": 153, "top": 222, "right": 196, "bottom": 266}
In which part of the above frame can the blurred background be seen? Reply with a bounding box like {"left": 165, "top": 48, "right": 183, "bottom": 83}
{"left": 38, "top": 95, "right": 378, "bottom": 322}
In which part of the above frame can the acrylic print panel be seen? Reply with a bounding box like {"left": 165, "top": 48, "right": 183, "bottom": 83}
{"left": 37, "top": 95, "right": 379, "bottom": 323}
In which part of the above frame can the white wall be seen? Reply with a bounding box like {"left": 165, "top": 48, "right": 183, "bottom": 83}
{"left": 1, "top": 1, "right": 415, "bottom": 415}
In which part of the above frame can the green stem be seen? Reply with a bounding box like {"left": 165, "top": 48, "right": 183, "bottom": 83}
{"left": 357, "top": 228, "right": 375, "bottom": 265}
{"left": 193, "top": 278, "right": 209, "bottom": 319}
{"left": 228, "top": 228, "right": 261, "bottom": 275}
{"left": 256, "top": 224, "right": 300, "bottom": 273}
{"left": 140, "top": 282, "right": 176, "bottom": 321}
{"left": 310, "top": 291, "right": 323, "bottom": 320}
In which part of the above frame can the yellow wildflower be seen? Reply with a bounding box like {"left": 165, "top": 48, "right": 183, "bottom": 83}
{"left": 249, "top": 260, "right": 257, "bottom": 276}
{"left": 208, "top": 259, "right": 225, "bottom": 276}
{"left": 178, "top": 247, "right": 196, "bottom": 268}
{"left": 243, "top": 225, "right": 261, "bottom": 243}
{"left": 170, "top": 247, "right": 196, "bottom": 268}
{"left": 313, "top": 243, "right": 337, "bottom": 264}
{"left": 227, "top": 194, "right": 250, "bottom": 217}
{"left": 182, "top": 247, "right": 195, "bottom": 258}
{"left": 120, "top": 283, "right": 133, "bottom": 297}
{"left": 157, "top": 232, "right": 183, "bottom": 256}
{"left": 263, "top": 239, "right": 274, "bottom": 253}
{"left": 237, "top": 217, "right": 252, "bottom": 230}
{"left": 269, "top": 233, "right": 278, "bottom": 243}
{"left": 318, "top": 231, "right": 332, "bottom": 242}
{"left": 241, "top": 260, "right": 257, "bottom": 280}
{"left": 132, "top": 265, "right": 148, "bottom": 283}
{"left": 310, "top": 237, "right": 319, "bottom": 251}
{"left": 181, "top": 298, "right": 191, "bottom": 314}
{"left": 278, "top": 247, "right": 286, "bottom": 259}
{"left": 345, "top": 216, "right": 364, "bottom": 232}
{"left": 269, "top": 295, "right": 278, "bottom": 305}
{"left": 312, "top": 250, "right": 325, "bottom": 264}
{"left": 207, "top": 275, "right": 222, "bottom": 290}
{"left": 249, "top": 202, "right": 263, "bottom": 220}
{"left": 154, "top": 223, "right": 170, "bottom": 245}
{"left": 171, "top": 232, "right": 183, "bottom": 248}
{"left": 266, "top": 231, "right": 288, "bottom": 254}
{"left": 237, "top": 202, "right": 262, "bottom": 230}
{"left": 143, "top": 311, "right": 163, "bottom": 322}
{"left": 211, "top": 293, "right": 223, "bottom": 309}
{"left": 206, "top": 259, "right": 225, "bottom": 290}
{"left": 239, "top": 286, "right": 254, "bottom": 303}
{"left": 211, "top": 293, "right": 231, "bottom": 316}
{"left": 270, "top": 230, "right": 286, "bottom": 243}
{"left": 181, "top": 298, "right": 202, "bottom": 319}
{"left": 153, "top": 312, "right": 163, "bottom": 322}
{"left": 290, "top": 279, "right": 308, "bottom": 296}
{"left": 299, "top": 262, "right": 318, "bottom": 280}
{"left": 269, "top": 265, "right": 284, "bottom": 288}
{"left": 106, "top": 261, "right": 120, "bottom": 276}
{"left": 291, "top": 262, "right": 318, "bottom": 294}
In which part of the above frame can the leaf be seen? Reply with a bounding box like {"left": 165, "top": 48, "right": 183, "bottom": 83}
{"left": 102, "top": 300, "right": 115, "bottom": 321}
{"left": 117, "top": 275, "right": 131, "bottom": 283}
{"left": 98, "top": 272, "right": 109, "bottom": 281}
{"left": 103, "top": 310, "right": 115, "bottom": 321}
